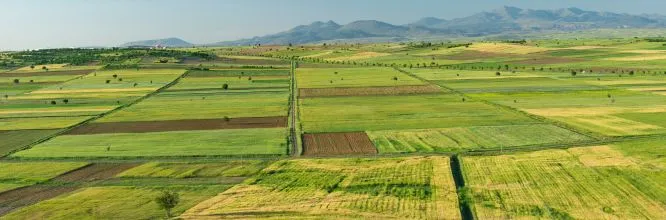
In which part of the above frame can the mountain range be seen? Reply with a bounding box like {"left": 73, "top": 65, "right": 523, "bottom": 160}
{"left": 120, "top": 6, "right": 666, "bottom": 47}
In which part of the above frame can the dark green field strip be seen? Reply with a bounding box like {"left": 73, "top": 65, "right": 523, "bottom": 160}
{"left": 0, "top": 129, "right": 63, "bottom": 157}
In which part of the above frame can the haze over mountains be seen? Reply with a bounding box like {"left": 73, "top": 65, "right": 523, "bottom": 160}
{"left": 121, "top": 6, "right": 666, "bottom": 47}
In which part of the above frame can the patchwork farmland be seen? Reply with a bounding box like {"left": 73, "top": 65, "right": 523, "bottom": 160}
{"left": 1, "top": 39, "right": 665, "bottom": 219}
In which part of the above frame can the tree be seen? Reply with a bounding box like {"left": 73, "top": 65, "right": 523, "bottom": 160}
{"left": 222, "top": 83, "right": 229, "bottom": 90}
{"left": 571, "top": 71, "right": 577, "bottom": 77}
{"left": 155, "top": 191, "right": 180, "bottom": 218}
{"left": 105, "top": 80, "right": 111, "bottom": 84}
{"left": 50, "top": 100, "right": 57, "bottom": 105}
{"left": 496, "top": 72, "right": 501, "bottom": 76}
{"left": 392, "top": 76, "right": 398, "bottom": 81}
{"left": 63, "top": 99, "right": 69, "bottom": 104}
{"left": 13, "top": 79, "right": 19, "bottom": 84}
{"left": 629, "top": 70, "right": 635, "bottom": 76}
{"left": 41, "top": 66, "right": 47, "bottom": 70}
{"left": 30, "top": 65, "right": 35, "bottom": 70}
{"left": 112, "top": 74, "right": 118, "bottom": 78}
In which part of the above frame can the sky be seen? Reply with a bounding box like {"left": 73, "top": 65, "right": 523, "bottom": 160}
{"left": 1, "top": 0, "right": 666, "bottom": 50}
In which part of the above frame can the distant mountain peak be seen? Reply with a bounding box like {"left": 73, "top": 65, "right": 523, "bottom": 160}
{"left": 209, "top": 6, "right": 666, "bottom": 46}
{"left": 120, "top": 37, "right": 192, "bottom": 47}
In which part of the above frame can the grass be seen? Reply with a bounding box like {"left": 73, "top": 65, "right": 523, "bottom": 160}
{"left": 0, "top": 129, "right": 63, "bottom": 156}
{"left": 0, "top": 162, "right": 89, "bottom": 183}
{"left": 97, "top": 90, "right": 289, "bottom": 122}
{"left": 1, "top": 186, "right": 227, "bottom": 220}
{"left": 167, "top": 75, "right": 289, "bottom": 91}
{"left": 188, "top": 69, "right": 289, "bottom": 77}
{"left": 12, "top": 128, "right": 288, "bottom": 158}
{"left": 409, "top": 69, "right": 542, "bottom": 81}
{"left": 300, "top": 94, "right": 538, "bottom": 132}
{"left": 367, "top": 124, "right": 592, "bottom": 153}
{"left": 462, "top": 144, "right": 665, "bottom": 219}
{"left": 30, "top": 69, "right": 184, "bottom": 93}
{"left": 296, "top": 67, "right": 425, "bottom": 88}
{"left": 182, "top": 157, "right": 461, "bottom": 219}
{"left": 117, "top": 160, "right": 271, "bottom": 178}
{"left": 436, "top": 77, "right": 603, "bottom": 93}
{"left": 0, "top": 116, "right": 91, "bottom": 130}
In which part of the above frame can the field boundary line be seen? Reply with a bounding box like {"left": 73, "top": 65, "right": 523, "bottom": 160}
{"left": 288, "top": 60, "right": 301, "bottom": 156}
{"left": 1, "top": 70, "right": 191, "bottom": 158}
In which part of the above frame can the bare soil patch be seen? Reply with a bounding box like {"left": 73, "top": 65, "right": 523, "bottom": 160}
{"left": 52, "top": 163, "right": 139, "bottom": 182}
{"left": 0, "top": 69, "right": 93, "bottom": 77}
{"left": 66, "top": 117, "right": 287, "bottom": 135}
{"left": 299, "top": 85, "right": 441, "bottom": 98}
{"left": 303, "top": 132, "right": 377, "bottom": 156}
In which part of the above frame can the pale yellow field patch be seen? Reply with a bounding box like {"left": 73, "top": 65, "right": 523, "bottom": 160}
{"left": 30, "top": 87, "right": 157, "bottom": 94}
{"left": 566, "top": 46, "right": 613, "bottom": 50}
{"left": 15, "top": 64, "right": 68, "bottom": 72}
{"left": 327, "top": 51, "right": 391, "bottom": 61}
{"left": 554, "top": 115, "right": 663, "bottom": 136}
{"left": 524, "top": 105, "right": 666, "bottom": 117}
{"left": 605, "top": 54, "right": 666, "bottom": 61}
{"left": 586, "top": 79, "right": 666, "bottom": 86}
{"left": 624, "top": 50, "right": 666, "bottom": 54}
{"left": 302, "top": 51, "right": 333, "bottom": 58}
{"left": 568, "top": 146, "right": 637, "bottom": 167}
{"left": 655, "top": 92, "right": 666, "bottom": 96}
{"left": 0, "top": 107, "right": 114, "bottom": 115}
{"left": 467, "top": 43, "right": 551, "bottom": 54}
{"left": 627, "top": 86, "right": 666, "bottom": 92}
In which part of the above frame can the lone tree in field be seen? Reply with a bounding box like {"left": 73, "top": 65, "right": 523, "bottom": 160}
{"left": 30, "top": 65, "right": 35, "bottom": 70}
{"left": 393, "top": 76, "right": 398, "bottom": 81}
{"left": 13, "top": 79, "right": 19, "bottom": 84}
{"left": 155, "top": 191, "right": 180, "bottom": 218}
{"left": 222, "top": 83, "right": 229, "bottom": 90}
{"left": 63, "top": 99, "right": 69, "bottom": 104}
{"left": 496, "top": 72, "right": 501, "bottom": 76}
{"left": 571, "top": 71, "right": 577, "bottom": 77}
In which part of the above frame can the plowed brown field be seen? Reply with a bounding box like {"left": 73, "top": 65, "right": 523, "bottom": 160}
{"left": 303, "top": 132, "right": 377, "bottom": 156}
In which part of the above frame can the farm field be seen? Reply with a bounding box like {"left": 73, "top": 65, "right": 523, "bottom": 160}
{"left": 96, "top": 90, "right": 289, "bottom": 122}
{"left": 296, "top": 67, "right": 425, "bottom": 88}
{"left": 300, "top": 94, "right": 538, "bottom": 132}
{"left": 182, "top": 157, "right": 461, "bottom": 219}
{"left": 1, "top": 38, "right": 666, "bottom": 219}
{"left": 367, "top": 124, "right": 592, "bottom": 153}
{"left": 12, "top": 128, "right": 288, "bottom": 158}
{"left": 461, "top": 138, "right": 666, "bottom": 219}
{"left": 1, "top": 160, "right": 268, "bottom": 219}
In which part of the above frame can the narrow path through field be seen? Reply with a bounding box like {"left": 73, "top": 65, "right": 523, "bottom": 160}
{"left": 289, "top": 60, "right": 300, "bottom": 156}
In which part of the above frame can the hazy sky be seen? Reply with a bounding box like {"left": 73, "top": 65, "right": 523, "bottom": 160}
{"left": 1, "top": 0, "right": 666, "bottom": 50}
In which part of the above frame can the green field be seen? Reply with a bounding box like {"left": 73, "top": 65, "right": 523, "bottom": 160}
{"left": 97, "top": 90, "right": 289, "bottom": 122}
{"left": 0, "top": 116, "right": 91, "bottom": 130}
{"left": 2, "top": 38, "right": 666, "bottom": 219}
{"left": 462, "top": 141, "right": 665, "bottom": 219}
{"left": 13, "top": 128, "right": 288, "bottom": 158}
{"left": 0, "top": 129, "right": 63, "bottom": 156}
{"left": 300, "top": 94, "right": 537, "bottom": 132}
{"left": 297, "top": 67, "right": 425, "bottom": 88}
{"left": 368, "top": 124, "right": 592, "bottom": 153}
